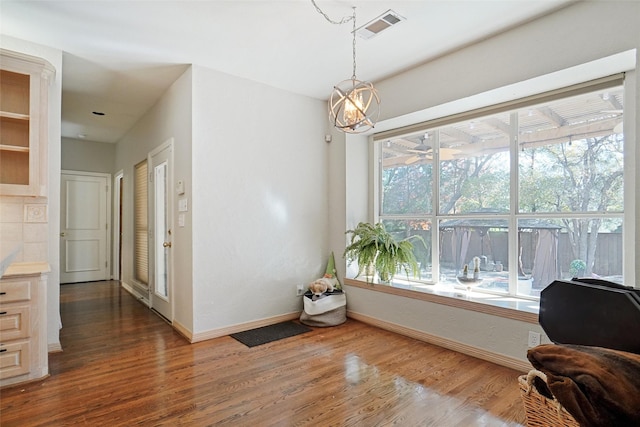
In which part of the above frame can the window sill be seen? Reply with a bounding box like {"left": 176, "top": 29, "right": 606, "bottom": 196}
{"left": 344, "top": 277, "right": 540, "bottom": 324}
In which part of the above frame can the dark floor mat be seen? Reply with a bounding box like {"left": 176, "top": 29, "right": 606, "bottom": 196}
{"left": 230, "top": 321, "right": 312, "bottom": 347}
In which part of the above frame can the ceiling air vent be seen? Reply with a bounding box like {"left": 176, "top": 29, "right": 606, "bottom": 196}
{"left": 354, "top": 10, "right": 406, "bottom": 40}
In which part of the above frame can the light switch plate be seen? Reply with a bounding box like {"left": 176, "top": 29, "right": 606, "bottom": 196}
{"left": 176, "top": 180, "right": 185, "bottom": 195}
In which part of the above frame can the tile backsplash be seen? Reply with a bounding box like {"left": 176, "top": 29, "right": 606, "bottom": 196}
{"left": 0, "top": 196, "right": 49, "bottom": 263}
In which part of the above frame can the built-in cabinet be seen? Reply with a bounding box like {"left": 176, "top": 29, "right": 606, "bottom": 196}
{"left": 0, "top": 49, "right": 55, "bottom": 387}
{"left": 0, "top": 49, "right": 54, "bottom": 197}
{"left": 0, "top": 262, "right": 50, "bottom": 387}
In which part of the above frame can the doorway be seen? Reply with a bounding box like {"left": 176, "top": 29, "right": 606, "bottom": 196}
{"left": 60, "top": 171, "right": 111, "bottom": 283}
{"left": 113, "top": 171, "right": 124, "bottom": 281}
{"left": 149, "top": 140, "right": 173, "bottom": 321}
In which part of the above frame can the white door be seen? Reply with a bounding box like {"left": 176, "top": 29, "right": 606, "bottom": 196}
{"left": 149, "top": 142, "right": 173, "bottom": 321}
{"left": 113, "top": 171, "right": 124, "bottom": 281}
{"left": 60, "top": 172, "right": 110, "bottom": 283}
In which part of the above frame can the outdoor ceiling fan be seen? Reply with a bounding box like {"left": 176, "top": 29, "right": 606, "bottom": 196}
{"left": 601, "top": 110, "right": 624, "bottom": 134}
{"left": 613, "top": 121, "right": 623, "bottom": 134}
{"left": 404, "top": 135, "right": 433, "bottom": 164}
{"left": 404, "top": 134, "right": 461, "bottom": 164}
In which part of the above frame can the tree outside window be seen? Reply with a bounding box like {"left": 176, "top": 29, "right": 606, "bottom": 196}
{"left": 379, "top": 84, "right": 625, "bottom": 297}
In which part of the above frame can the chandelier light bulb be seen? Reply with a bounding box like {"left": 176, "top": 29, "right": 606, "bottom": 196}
{"left": 329, "top": 78, "right": 380, "bottom": 133}
{"left": 344, "top": 90, "right": 363, "bottom": 124}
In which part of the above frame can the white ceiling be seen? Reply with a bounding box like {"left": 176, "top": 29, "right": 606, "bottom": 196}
{"left": 0, "top": 0, "right": 574, "bottom": 144}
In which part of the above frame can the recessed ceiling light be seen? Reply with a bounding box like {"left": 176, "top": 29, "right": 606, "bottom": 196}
{"left": 92, "top": 111, "right": 105, "bottom": 116}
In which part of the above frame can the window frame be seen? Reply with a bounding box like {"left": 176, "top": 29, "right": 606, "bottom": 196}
{"left": 373, "top": 75, "right": 632, "bottom": 300}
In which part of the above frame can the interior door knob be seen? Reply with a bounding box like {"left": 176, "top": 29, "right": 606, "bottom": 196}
{"left": 163, "top": 242, "right": 172, "bottom": 248}
{"left": 60, "top": 232, "right": 66, "bottom": 237}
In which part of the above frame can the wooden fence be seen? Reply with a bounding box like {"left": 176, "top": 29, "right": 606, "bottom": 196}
{"left": 438, "top": 231, "right": 622, "bottom": 277}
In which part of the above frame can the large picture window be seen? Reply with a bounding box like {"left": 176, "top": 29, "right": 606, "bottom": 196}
{"left": 378, "top": 79, "right": 626, "bottom": 298}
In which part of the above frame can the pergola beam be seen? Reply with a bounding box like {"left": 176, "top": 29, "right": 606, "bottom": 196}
{"left": 536, "top": 106, "right": 565, "bottom": 127}
{"left": 382, "top": 117, "right": 621, "bottom": 166}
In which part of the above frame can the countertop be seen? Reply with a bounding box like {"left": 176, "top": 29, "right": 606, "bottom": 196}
{"left": 1, "top": 261, "right": 51, "bottom": 278}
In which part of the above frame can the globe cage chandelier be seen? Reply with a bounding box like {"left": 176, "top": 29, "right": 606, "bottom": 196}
{"left": 311, "top": 1, "right": 381, "bottom": 134}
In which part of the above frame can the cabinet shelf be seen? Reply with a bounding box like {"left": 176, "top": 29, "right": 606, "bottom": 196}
{"left": 0, "top": 144, "right": 30, "bottom": 153}
{"left": 0, "top": 49, "right": 54, "bottom": 196}
{"left": 0, "top": 111, "right": 29, "bottom": 121}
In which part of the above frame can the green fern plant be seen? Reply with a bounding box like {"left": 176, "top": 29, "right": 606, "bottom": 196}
{"left": 343, "top": 222, "right": 425, "bottom": 283}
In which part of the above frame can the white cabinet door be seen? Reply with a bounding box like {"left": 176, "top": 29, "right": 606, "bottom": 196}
{"left": 60, "top": 172, "right": 110, "bottom": 283}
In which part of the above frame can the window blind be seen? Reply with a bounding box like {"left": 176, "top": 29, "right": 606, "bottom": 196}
{"left": 374, "top": 74, "right": 625, "bottom": 142}
{"left": 134, "top": 160, "right": 148, "bottom": 285}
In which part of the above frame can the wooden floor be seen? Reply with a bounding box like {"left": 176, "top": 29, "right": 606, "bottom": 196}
{"left": 0, "top": 281, "right": 526, "bottom": 426}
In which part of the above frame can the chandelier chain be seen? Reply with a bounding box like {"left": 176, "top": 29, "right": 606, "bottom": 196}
{"left": 310, "top": 0, "right": 355, "bottom": 25}
{"left": 310, "top": 1, "right": 359, "bottom": 79}
{"left": 314, "top": 0, "right": 380, "bottom": 133}
{"left": 351, "top": 7, "right": 357, "bottom": 80}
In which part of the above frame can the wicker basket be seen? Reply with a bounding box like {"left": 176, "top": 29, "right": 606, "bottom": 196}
{"left": 518, "top": 369, "right": 580, "bottom": 427}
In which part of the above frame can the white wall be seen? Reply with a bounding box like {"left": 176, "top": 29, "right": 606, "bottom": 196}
{"left": 0, "top": 36, "right": 63, "bottom": 349}
{"left": 61, "top": 137, "right": 115, "bottom": 174}
{"left": 114, "top": 67, "right": 193, "bottom": 329}
{"left": 376, "top": 2, "right": 639, "bottom": 123}
{"left": 112, "top": 62, "right": 328, "bottom": 338}
{"left": 191, "top": 65, "right": 327, "bottom": 334}
{"left": 340, "top": 1, "right": 640, "bottom": 365}
{"left": 327, "top": 129, "right": 347, "bottom": 281}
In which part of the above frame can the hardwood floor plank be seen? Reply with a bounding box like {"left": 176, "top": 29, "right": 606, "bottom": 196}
{"left": 0, "top": 281, "right": 526, "bottom": 426}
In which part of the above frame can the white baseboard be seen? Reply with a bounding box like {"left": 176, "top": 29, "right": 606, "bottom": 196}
{"left": 48, "top": 342, "right": 63, "bottom": 353}
{"left": 121, "top": 281, "right": 150, "bottom": 306}
{"left": 187, "top": 312, "right": 302, "bottom": 343}
{"left": 116, "top": 282, "right": 528, "bottom": 372}
{"left": 173, "top": 319, "right": 192, "bottom": 342}
{"left": 347, "top": 310, "right": 531, "bottom": 373}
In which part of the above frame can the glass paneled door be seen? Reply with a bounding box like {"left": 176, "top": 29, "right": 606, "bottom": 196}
{"left": 149, "top": 141, "right": 173, "bottom": 321}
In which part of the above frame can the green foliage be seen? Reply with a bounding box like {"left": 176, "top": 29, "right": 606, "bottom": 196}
{"left": 519, "top": 136, "right": 624, "bottom": 272}
{"left": 382, "top": 164, "right": 433, "bottom": 215}
{"left": 343, "top": 222, "right": 426, "bottom": 283}
{"left": 439, "top": 152, "right": 509, "bottom": 214}
{"left": 518, "top": 136, "right": 624, "bottom": 214}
